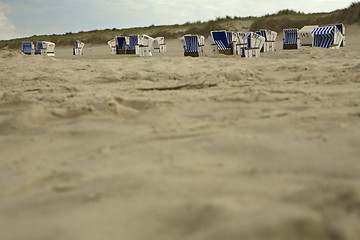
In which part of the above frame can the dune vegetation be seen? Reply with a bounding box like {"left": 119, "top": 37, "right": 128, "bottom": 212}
{"left": 1, "top": 2, "right": 359, "bottom": 49}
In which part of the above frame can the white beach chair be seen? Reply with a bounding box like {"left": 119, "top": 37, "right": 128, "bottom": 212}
{"left": 299, "top": 25, "right": 318, "bottom": 47}
{"left": 134, "top": 35, "right": 154, "bottom": 57}
{"left": 256, "top": 29, "right": 277, "bottom": 52}
{"left": 73, "top": 40, "right": 85, "bottom": 55}
{"left": 328, "top": 23, "right": 345, "bottom": 46}
{"left": 180, "top": 35, "right": 205, "bottom": 57}
{"left": 241, "top": 32, "right": 265, "bottom": 58}
{"left": 235, "top": 32, "right": 248, "bottom": 56}
{"left": 107, "top": 38, "right": 117, "bottom": 54}
{"left": 312, "top": 25, "right": 343, "bottom": 49}
{"left": 35, "top": 41, "right": 55, "bottom": 56}
{"left": 21, "top": 42, "right": 34, "bottom": 55}
{"left": 153, "top": 37, "right": 167, "bottom": 53}
{"left": 283, "top": 28, "right": 300, "bottom": 50}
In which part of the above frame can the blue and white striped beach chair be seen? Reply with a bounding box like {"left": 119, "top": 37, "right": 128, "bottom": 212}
{"left": 327, "top": 23, "right": 345, "bottom": 46}
{"left": 236, "top": 32, "right": 248, "bottom": 56}
{"left": 211, "top": 31, "right": 233, "bottom": 55}
{"left": 241, "top": 32, "right": 265, "bottom": 58}
{"left": 312, "top": 25, "right": 343, "bottom": 49}
{"left": 21, "top": 42, "right": 34, "bottom": 55}
{"left": 256, "top": 29, "right": 277, "bottom": 52}
{"left": 180, "top": 35, "right": 205, "bottom": 57}
{"left": 73, "top": 40, "right": 85, "bottom": 55}
{"left": 283, "top": 28, "right": 300, "bottom": 49}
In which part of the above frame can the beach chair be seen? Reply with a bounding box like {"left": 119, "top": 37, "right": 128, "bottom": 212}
{"left": 73, "top": 40, "right": 84, "bottom": 55}
{"left": 153, "top": 37, "right": 167, "bottom": 53}
{"left": 34, "top": 41, "right": 55, "bottom": 56}
{"left": 256, "top": 29, "right": 277, "bottom": 52}
{"left": 126, "top": 35, "right": 139, "bottom": 54}
{"left": 241, "top": 32, "right": 265, "bottom": 58}
{"left": 328, "top": 23, "right": 345, "bottom": 46}
{"left": 235, "top": 32, "right": 248, "bottom": 56}
{"left": 312, "top": 25, "right": 343, "bottom": 49}
{"left": 135, "top": 35, "right": 154, "bottom": 57}
{"left": 116, "top": 36, "right": 128, "bottom": 54}
{"left": 283, "top": 28, "right": 300, "bottom": 49}
{"left": 21, "top": 42, "right": 34, "bottom": 55}
{"left": 107, "top": 38, "right": 117, "bottom": 54}
{"left": 211, "top": 30, "right": 233, "bottom": 55}
{"left": 298, "top": 25, "right": 318, "bottom": 47}
{"left": 180, "top": 35, "right": 205, "bottom": 57}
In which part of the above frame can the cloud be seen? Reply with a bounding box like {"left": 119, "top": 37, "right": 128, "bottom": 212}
{"left": 0, "top": 2, "right": 20, "bottom": 40}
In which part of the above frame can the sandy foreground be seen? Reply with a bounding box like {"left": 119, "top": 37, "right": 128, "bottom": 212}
{"left": 1, "top": 24, "right": 360, "bottom": 240}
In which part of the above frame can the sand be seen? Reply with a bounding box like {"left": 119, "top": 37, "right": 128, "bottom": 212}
{"left": 1, "top": 24, "right": 360, "bottom": 240}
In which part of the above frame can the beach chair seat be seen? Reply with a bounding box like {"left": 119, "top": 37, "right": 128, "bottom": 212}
{"left": 211, "top": 31, "right": 233, "bottom": 55}
{"left": 312, "top": 26, "right": 343, "bottom": 49}
{"left": 73, "top": 40, "right": 85, "bottom": 55}
{"left": 153, "top": 37, "right": 167, "bottom": 53}
{"left": 180, "top": 35, "right": 205, "bottom": 57}
{"left": 283, "top": 28, "right": 300, "bottom": 50}
{"left": 328, "top": 23, "right": 345, "bottom": 46}
{"left": 298, "top": 25, "right": 318, "bottom": 47}
{"left": 241, "top": 32, "right": 265, "bottom": 58}
{"left": 35, "top": 41, "right": 55, "bottom": 56}
{"left": 21, "top": 42, "right": 34, "bottom": 55}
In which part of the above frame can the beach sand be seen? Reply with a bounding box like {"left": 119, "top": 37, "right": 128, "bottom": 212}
{"left": 1, "top": 24, "right": 360, "bottom": 240}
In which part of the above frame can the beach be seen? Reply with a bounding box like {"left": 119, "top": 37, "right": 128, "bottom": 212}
{"left": 1, "top": 24, "right": 360, "bottom": 240}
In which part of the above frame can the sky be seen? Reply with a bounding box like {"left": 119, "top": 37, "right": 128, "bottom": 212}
{"left": 0, "top": 0, "right": 355, "bottom": 40}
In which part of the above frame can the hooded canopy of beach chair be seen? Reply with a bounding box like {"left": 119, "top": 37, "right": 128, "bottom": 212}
{"left": 128, "top": 35, "right": 139, "bottom": 50}
{"left": 312, "top": 25, "right": 343, "bottom": 49}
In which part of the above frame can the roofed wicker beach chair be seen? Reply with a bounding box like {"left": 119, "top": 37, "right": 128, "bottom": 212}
{"left": 116, "top": 36, "right": 128, "bottom": 54}
{"left": 235, "top": 32, "right": 248, "bottom": 56}
{"left": 21, "top": 42, "right": 34, "bottom": 55}
{"left": 256, "top": 29, "right": 277, "bottom": 52}
{"left": 180, "top": 34, "right": 205, "bottom": 57}
{"left": 328, "top": 23, "right": 345, "bottom": 46}
{"left": 312, "top": 25, "right": 343, "bottom": 49}
{"left": 107, "top": 38, "right": 117, "bottom": 54}
{"left": 241, "top": 32, "right": 265, "bottom": 58}
{"left": 73, "top": 40, "right": 85, "bottom": 55}
{"left": 211, "top": 30, "right": 233, "bottom": 55}
{"left": 126, "top": 35, "right": 139, "bottom": 54}
{"left": 34, "top": 41, "right": 55, "bottom": 56}
{"left": 283, "top": 28, "right": 300, "bottom": 49}
{"left": 299, "top": 25, "right": 319, "bottom": 47}
{"left": 135, "top": 35, "right": 154, "bottom": 56}
{"left": 153, "top": 37, "right": 167, "bottom": 53}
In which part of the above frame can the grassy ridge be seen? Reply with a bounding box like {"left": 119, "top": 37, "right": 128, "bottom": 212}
{"left": 1, "top": 2, "right": 359, "bottom": 49}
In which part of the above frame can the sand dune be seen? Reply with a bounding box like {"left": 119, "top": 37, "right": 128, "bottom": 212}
{"left": 1, "top": 24, "right": 360, "bottom": 240}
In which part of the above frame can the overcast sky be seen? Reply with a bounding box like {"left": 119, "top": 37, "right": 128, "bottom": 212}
{"left": 0, "top": 0, "right": 354, "bottom": 40}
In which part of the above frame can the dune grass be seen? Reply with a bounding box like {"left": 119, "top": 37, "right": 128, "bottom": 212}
{"left": 1, "top": 2, "right": 359, "bottom": 49}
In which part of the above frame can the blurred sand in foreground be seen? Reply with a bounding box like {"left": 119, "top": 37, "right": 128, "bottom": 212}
{"left": 1, "top": 24, "right": 360, "bottom": 240}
